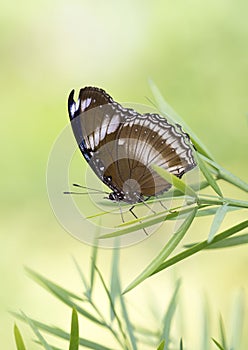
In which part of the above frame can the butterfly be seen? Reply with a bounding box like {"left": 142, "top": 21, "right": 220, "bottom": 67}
{"left": 67, "top": 87, "right": 196, "bottom": 207}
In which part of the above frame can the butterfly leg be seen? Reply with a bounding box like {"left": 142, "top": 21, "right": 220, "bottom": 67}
{"left": 158, "top": 200, "right": 168, "bottom": 210}
{"left": 154, "top": 195, "right": 176, "bottom": 214}
{"left": 129, "top": 205, "right": 148, "bottom": 236}
{"left": 117, "top": 200, "right": 125, "bottom": 223}
{"left": 141, "top": 200, "right": 156, "bottom": 214}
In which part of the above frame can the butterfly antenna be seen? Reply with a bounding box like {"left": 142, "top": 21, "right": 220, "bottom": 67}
{"left": 72, "top": 183, "right": 109, "bottom": 194}
{"left": 129, "top": 205, "right": 148, "bottom": 236}
{"left": 63, "top": 191, "right": 105, "bottom": 195}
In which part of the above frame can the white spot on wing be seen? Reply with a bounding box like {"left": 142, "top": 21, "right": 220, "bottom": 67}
{"left": 70, "top": 104, "right": 76, "bottom": 116}
{"left": 118, "top": 139, "right": 125, "bottom": 146}
{"left": 88, "top": 134, "right": 95, "bottom": 150}
{"left": 94, "top": 130, "right": 100, "bottom": 147}
{"left": 108, "top": 114, "right": 120, "bottom": 133}
{"left": 81, "top": 98, "right": 92, "bottom": 111}
{"left": 144, "top": 120, "right": 151, "bottom": 128}
{"left": 70, "top": 99, "right": 80, "bottom": 116}
{"left": 100, "top": 115, "right": 110, "bottom": 141}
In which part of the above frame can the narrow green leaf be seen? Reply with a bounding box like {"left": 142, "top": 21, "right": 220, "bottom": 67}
{"left": 14, "top": 324, "right": 26, "bottom": 350}
{"left": 153, "top": 181, "right": 209, "bottom": 202}
{"left": 72, "top": 257, "right": 89, "bottom": 293}
{"left": 195, "top": 180, "right": 211, "bottom": 191}
{"left": 119, "top": 293, "right": 137, "bottom": 350}
{"left": 169, "top": 205, "right": 238, "bottom": 221}
{"left": 148, "top": 79, "right": 184, "bottom": 124}
{"left": 198, "top": 196, "right": 248, "bottom": 209}
{"left": 201, "top": 298, "right": 210, "bottom": 350}
{"left": 100, "top": 205, "right": 195, "bottom": 238}
{"left": 117, "top": 202, "right": 198, "bottom": 227}
{"left": 194, "top": 205, "right": 237, "bottom": 219}
{"left": 123, "top": 208, "right": 197, "bottom": 293}
{"left": 219, "top": 315, "right": 227, "bottom": 349}
{"left": 208, "top": 203, "right": 229, "bottom": 243}
{"left": 152, "top": 219, "right": 248, "bottom": 275}
{"left": 26, "top": 267, "right": 83, "bottom": 301}
{"left": 230, "top": 290, "right": 245, "bottom": 350}
{"left": 180, "top": 338, "right": 184, "bottom": 350}
{"left": 80, "top": 337, "right": 115, "bottom": 350}
{"left": 69, "top": 308, "right": 79, "bottom": 350}
{"left": 109, "top": 244, "right": 137, "bottom": 349}
{"left": 200, "top": 154, "right": 248, "bottom": 192}
{"left": 21, "top": 311, "right": 53, "bottom": 350}
{"left": 197, "top": 233, "right": 248, "bottom": 249}
{"left": 89, "top": 242, "right": 98, "bottom": 298}
{"left": 212, "top": 338, "right": 225, "bottom": 350}
{"left": 109, "top": 245, "right": 138, "bottom": 350}
{"left": 224, "top": 198, "right": 248, "bottom": 208}
{"left": 110, "top": 240, "right": 120, "bottom": 322}
{"left": 218, "top": 167, "right": 248, "bottom": 192}
{"left": 12, "top": 312, "right": 114, "bottom": 350}
{"left": 195, "top": 153, "right": 223, "bottom": 197}
{"left": 35, "top": 343, "right": 62, "bottom": 350}
{"left": 25, "top": 268, "right": 104, "bottom": 326}
{"left": 184, "top": 233, "right": 248, "bottom": 249}
{"left": 158, "top": 181, "right": 209, "bottom": 200}
{"left": 157, "top": 339, "right": 165, "bottom": 350}
{"left": 134, "top": 326, "right": 159, "bottom": 338}
{"left": 86, "top": 209, "right": 113, "bottom": 218}
{"left": 94, "top": 266, "right": 130, "bottom": 350}
{"left": 149, "top": 79, "right": 214, "bottom": 160}
{"left": 152, "top": 165, "right": 198, "bottom": 199}
{"left": 162, "top": 280, "right": 181, "bottom": 350}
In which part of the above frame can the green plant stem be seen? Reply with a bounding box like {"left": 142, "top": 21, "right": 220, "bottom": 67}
{"left": 123, "top": 209, "right": 197, "bottom": 293}
{"left": 197, "top": 196, "right": 248, "bottom": 209}
{"left": 87, "top": 298, "right": 127, "bottom": 349}
{"left": 217, "top": 170, "right": 248, "bottom": 192}
{"left": 87, "top": 299, "right": 106, "bottom": 325}
{"left": 134, "top": 326, "right": 160, "bottom": 338}
{"left": 151, "top": 220, "right": 248, "bottom": 276}
{"left": 199, "top": 154, "right": 248, "bottom": 192}
{"left": 94, "top": 265, "right": 131, "bottom": 350}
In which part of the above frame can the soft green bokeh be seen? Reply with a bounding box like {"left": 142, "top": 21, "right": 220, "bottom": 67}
{"left": 1, "top": 0, "right": 247, "bottom": 348}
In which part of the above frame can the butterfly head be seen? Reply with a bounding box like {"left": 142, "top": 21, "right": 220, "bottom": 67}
{"left": 108, "top": 191, "right": 125, "bottom": 202}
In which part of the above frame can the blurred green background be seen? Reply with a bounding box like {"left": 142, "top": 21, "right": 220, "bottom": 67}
{"left": 1, "top": 0, "right": 248, "bottom": 348}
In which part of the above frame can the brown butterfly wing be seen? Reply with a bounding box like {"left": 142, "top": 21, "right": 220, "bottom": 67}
{"left": 68, "top": 87, "right": 196, "bottom": 203}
